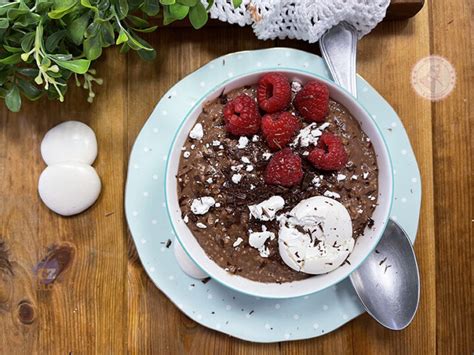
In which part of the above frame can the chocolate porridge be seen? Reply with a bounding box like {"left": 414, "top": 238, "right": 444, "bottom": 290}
{"left": 176, "top": 83, "right": 378, "bottom": 283}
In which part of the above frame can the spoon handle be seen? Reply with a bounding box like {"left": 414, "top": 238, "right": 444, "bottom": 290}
{"left": 320, "top": 22, "right": 358, "bottom": 97}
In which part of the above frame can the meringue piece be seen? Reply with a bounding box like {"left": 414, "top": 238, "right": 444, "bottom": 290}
{"left": 237, "top": 136, "right": 249, "bottom": 149}
{"left": 231, "top": 173, "right": 242, "bottom": 184}
{"left": 278, "top": 196, "right": 354, "bottom": 274}
{"left": 241, "top": 156, "right": 251, "bottom": 164}
{"left": 233, "top": 237, "right": 244, "bottom": 247}
{"left": 249, "top": 226, "right": 275, "bottom": 258}
{"left": 262, "top": 152, "right": 272, "bottom": 160}
{"left": 191, "top": 197, "right": 215, "bottom": 215}
{"left": 323, "top": 191, "right": 341, "bottom": 199}
{"left": 248, "top": 196, "right": 285, "bottom": 221}
{"left": 41, "top": 121, "right": 97, "bottom": 165}
{"left": 38, "top": 162, "right": 101, "bottom": 216}
{"left": 291, "top": 122, "right": 330, "bottom": 148}
{"left": 189, "top": 123, "right": 204, "bottom": 140}
{"left": 291, "top": 80, "right": 302, "bottom": 93}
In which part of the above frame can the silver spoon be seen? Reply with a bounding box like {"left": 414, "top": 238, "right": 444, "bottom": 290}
{"left": 320, "top": 22, "right": 420, "bottom": 330}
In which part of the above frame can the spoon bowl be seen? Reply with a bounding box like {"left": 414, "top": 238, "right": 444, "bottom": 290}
{"left": 350, "top": 220, "right": 420, "bottom": 330}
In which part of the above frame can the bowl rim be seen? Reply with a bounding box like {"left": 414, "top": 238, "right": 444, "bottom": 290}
{"left": 164, "top": 67, "right": 394, "bottom": 299}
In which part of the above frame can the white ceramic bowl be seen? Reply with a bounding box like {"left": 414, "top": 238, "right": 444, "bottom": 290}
{"left": 165, "top": 70, "right": 393, "bottom": 299}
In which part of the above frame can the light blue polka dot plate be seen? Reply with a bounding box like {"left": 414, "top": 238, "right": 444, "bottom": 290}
{"left": 125, "top": 48, "right": 421, "bottom": 343}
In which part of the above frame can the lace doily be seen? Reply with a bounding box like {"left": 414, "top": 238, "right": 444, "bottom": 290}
{"left": 209, "top": 0, "right": 390, "bottom": 43}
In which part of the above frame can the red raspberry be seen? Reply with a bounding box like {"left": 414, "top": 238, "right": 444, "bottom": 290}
{"left": 223, "top": 94, "right": 261, "bottom": 136}
{"left": 264, "top": 148, "right": 304, "bottom": 187}
{"left": 308, "top": 132, "right": 348, "bottom": 170}
{"left": 261, "top": 112, "right": 301, "bottom": 151}
{"left": 294, "top": 81, "right": 329, "bottom": 122}
{"left": 257, "top": 73, "right": 291, "bottom": 113}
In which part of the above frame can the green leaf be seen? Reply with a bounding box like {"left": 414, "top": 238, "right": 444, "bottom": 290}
{"left": 131, "top": 25, "right": 158, "bottom": 33}
{"left": 80, "top": 0, "right": 98, "bottom": 13}
{"left": 17, "top": 78, "right": 43, "bottom": 100}
{"left": 48, "top": 0, "right": 78, "bottom": 19}
{"left": 20, "top": 32, "right": 35, "bottom": 52}
{"left": 53, "top": 59, "right": 91, "bottom": 74}
{"left": 3, "top": 45, "right": 22, "bottom": 53}
{"left": 13, "top": 13, "right": 41, "bottom": 28}
{"left": 45, "top": 30, "right": 67, "bottom": 52}
{"left": 0, "top": 3, "right": 16, "bottom": 17}
{"left": 232, "top": 0, "right": 242, "bottom": 7}
{"left": 141, "top": 0, "right": 160, "bottom": 16}
{"left": 16, "top": 68, "right": 39, "bottom": 78}
{"left": 99, "top": 21, "right": 115, "bottom": 46}
{"left": 5, "top": 85, "right": 21, "bottom": 112}
{"left": 169, "top": 3, "right": 188, "bottom": 20}
{"left": 162, "top": 5, "right": 176, "bottom": 25}
{"left": 120, "top": 42, "right": 130, "bottom": 53}
{"left": 49, "top": 53, "right": 73, "bottom": 61}
{"left": 126, "top": 31, "right": 153, "bottom": 51}
{"left": 68, "top": 13, "right": 90, "bottom": 45}
{"left": 188, "top": 2, "right": 207, "bottom": 29}
{"left": 137, "top": 47, "right": 156, "bottom": 61}
{"left": 0, "top": 18, "right": 9, "bottom": 29}
{"left": 115, "top": 0, "right": 129, "bottom": 19}
{"left": 7, "top": 8, "right": 30, "bottom": 21}
{"left": 85, "top": 21, "right": 100, "bottom": 37}
{"left": 177, "top": 0, "right": 197, "bottom": 6}
{"left": 160, "top": 0, "right": 175, "bottom": 4}
{"left": 37, "top": 0, "right": 54, "bottom": 12}
{"left": 126, "top": 15, "right": 150, "bottom": 28}
{"left": 83, "top": 35, "right": 102, "bottom": 60}
{"left": 0, "top": 53, "right": 21, "bottom": 65}
{"left": 116, "top": 29, "right": 128, "bottom": 45}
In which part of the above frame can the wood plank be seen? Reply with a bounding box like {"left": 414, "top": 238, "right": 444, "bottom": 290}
{"left": 350, "top": 6, "right": 437, "bottom": 352}
{"left": 430, "top": 0, "right": 474, "bottom": 353}
{"left": 0, "top": 48, "right": 129, "bottom": 353}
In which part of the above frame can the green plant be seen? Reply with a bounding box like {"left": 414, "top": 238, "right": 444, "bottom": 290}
{"left": 0, "top": 0, "right": 238, "bottom": 112}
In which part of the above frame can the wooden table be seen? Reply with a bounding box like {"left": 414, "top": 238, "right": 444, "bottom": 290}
{"left": 1, "top": 1, "right": 472, "bottom": 353}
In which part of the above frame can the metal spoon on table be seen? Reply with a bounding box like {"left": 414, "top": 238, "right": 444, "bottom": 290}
{"left": 320, "top": 22, "right": 420, "bottom": 330}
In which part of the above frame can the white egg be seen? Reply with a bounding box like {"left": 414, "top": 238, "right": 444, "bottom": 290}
{"left": 41, "top": 121, "right": 97, "bottom": 165}
{"left": 174, "top": 238, "right": 208, "bottom": 279}
{"left": 38, "top": 162, "right": 101, "bottom": 216}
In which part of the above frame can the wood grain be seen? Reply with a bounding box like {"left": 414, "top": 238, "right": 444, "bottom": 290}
{"left": 0, "top": 0, "right": 472, "bottom": 353}
{"left": 430, "top": 0, "right": 473, "bottom": 353}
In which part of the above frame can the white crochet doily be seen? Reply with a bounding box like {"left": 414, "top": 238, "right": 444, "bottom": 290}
{"left": 209, "top": 0, "right": 390, "bottom": 43}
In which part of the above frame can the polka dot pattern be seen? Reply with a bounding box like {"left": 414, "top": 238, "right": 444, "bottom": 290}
{"left": 125, "top": 48, "right": 421, "bottom": 343}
